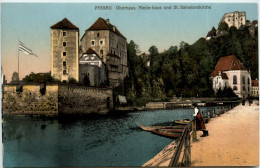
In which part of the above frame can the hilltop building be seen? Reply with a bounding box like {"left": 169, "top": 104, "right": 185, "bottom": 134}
{"left": 80, "top": 17, "right": 128, "bottom": 87}
{"left": 206, "top": 27, "right": 217, "bottom": 40}
{"left": 219, "top": 11, "right": 246, "bottom": 29}
{"left": 50, "top": 18, "right": 79, "bottom": 82}
{"left": 251, "top": 79, "right": 259, "bottom": 98}
{"left": 210, "top": 55, "right": 251, "bottom": 98}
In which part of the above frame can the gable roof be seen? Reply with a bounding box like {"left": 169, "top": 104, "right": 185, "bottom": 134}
{"left": 87, "top": 17, "right": 126, "bottom": 39}
{"left": 210, "top": 55, "right": 247, "bottom": 77}
{"left": 206, "top": 27, "right": 216, "bottom": 37}
{"left": 50, "top": 18, "right": 79, "bottom": 30}
{"left": 79, "top": 48, "right": 102, "bottom": 62}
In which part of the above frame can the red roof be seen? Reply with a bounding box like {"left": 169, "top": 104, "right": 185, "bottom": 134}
{"left": 51, "top": 18, "right": 79, "bottom": 30}
{"left": 210, "top": 55, "right": 247, "bottom": 77}
{"left": 252, "top": 80, "right": 259, "bottom": 86}
{"left": 87, "top": 17, "right": 126, "bottom": 39}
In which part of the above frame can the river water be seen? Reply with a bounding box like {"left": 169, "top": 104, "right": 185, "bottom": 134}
{"left": 3, "top": 107, "right": 218, "bottom": 167}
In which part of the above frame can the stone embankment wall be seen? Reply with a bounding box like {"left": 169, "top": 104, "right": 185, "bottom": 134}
{"left": 2, "top": 84, "right": 59, "bottom": 116}
{"left": 2, "top": 83, "right": 113, "bottom": 116}
{"left": 58, "top": 84, "right": 113, "bottom": 115}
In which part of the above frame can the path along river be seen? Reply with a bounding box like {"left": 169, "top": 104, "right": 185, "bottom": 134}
{"left": 3, "top": 107, "right": 219, "bottom": 167}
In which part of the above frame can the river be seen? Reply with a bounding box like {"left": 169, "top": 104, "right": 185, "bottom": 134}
{"left": 3, "top": 107, "right": 218, "bottom": 167}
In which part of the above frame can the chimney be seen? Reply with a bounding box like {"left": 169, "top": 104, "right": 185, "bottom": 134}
{"left": 106, "top": 19, "right": 109, "bottom": 24}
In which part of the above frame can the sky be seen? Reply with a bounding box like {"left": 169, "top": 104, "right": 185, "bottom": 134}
{"left": 1, "top": 2, "right": 258, "bottom": 82}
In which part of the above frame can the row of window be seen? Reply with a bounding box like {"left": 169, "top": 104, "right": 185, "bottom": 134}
{"left": 91, "top": 40, "right": 103, "bottom": 46}
{"left": 228, "top": 18, "right": 243, "bottom": 22}
{"left": 233, "top": 75, "right": 250, "bottom": 85}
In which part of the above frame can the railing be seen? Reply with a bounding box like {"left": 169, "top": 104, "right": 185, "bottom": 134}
{"left": 169, "top": 117, "right": 197, "bottom": 167}
{"left": 169, "top": 102, "right": 239, "bottom": 167}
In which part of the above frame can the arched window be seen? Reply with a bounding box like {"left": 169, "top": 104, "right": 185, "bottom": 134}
{"left": 233, "top": 86, "right": 237, "bottom": 90}
{"left": 233, "top": 75, "right": 237, "bottom": 84}
{"left": 242, "top": 76, "right": 245, "bottom": 84}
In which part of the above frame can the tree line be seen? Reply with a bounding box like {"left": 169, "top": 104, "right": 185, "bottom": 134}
{"left": 114, "top": 22, "right": 258, "bottom": 106}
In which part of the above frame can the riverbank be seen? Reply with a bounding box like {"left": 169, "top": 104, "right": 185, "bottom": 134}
{"left": 142, "top": 101, "right": 259, "bottom": 166}
{"left": 191, "top": 101, "right": 259, "bottom": 166}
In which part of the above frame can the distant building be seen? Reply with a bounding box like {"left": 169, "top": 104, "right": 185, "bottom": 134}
{"left": 79, "top": 48, "right": 107, "bottom": 86}
{"left": 206, "top": 27, "right": 216, "bottom": 40}
{"left": 50, "top": 18, "right": 79, "bottom": 82}
{"left": 10, "top": 72, "right": 19, "bottom": 84}
{"left": 80, "top": 17, "right": 128, "bottom": 87}
{"left": 210, "top": 55, "right": 251, "bottom": 98}
{"left": 219, "top": 11, "right": 246, "bottom": 29}
{"left": 251, "top": 79, "right": 259, "bottom": 98}
{"left": 1, "top": 74, "right": 7, "bottom": 85}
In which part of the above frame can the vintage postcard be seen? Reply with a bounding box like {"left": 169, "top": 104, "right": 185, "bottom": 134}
{"left": 1, "top": 1, "right": 259, "bottom": 167}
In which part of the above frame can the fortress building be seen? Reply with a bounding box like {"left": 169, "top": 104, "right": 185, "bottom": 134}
{"left": 80, "top": 17, "right": 128, "bottom": 87}
{"left": 51, "top": 17, "right": 128, "bottom": 87}
{"left": 219, "top": 11, "right": 246, "bottom": 29}
{"left": 50, "top": 18, "right": 79, "bottom": 82}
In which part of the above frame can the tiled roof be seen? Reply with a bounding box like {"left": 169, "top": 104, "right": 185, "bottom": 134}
{"left": 210, "top": 55, "right": 247, "bottom": 77}
{"left": 87, "top": 17, "right": 126, "bottom": 39}
{"left": 79, "top": 48, "right": 101, "bottom": 60}
{"left": 50, "top": 18, "right": 79, "bottom": 30}
{"left": 252, "top": 80, "right": 259, "bottom": 86}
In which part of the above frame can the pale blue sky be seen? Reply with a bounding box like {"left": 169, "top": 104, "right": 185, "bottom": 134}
{"left": 1, "top": 3, "right": 258, "bottom": 82}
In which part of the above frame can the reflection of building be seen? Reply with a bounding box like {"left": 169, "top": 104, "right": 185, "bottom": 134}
{"left": 251, "top": 79, "right": 259, "bottom": 98}
{"left": 80, "top": 17, "right": 128, "bottom": 87}
{"left": 79, "top": 48, "right": 107, "bottom": 86}
{"left": 210, "top": 55, "right": 251, "bottom": 98}
{"left": 50, "top": 18, "right": 79, "bottom": 82}
{"left": 219, "top": 11, "right": 246, "bottom": 29}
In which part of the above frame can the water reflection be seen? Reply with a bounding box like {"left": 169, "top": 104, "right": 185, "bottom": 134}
{"left": 3, "top": 107, "right": 218, "bottom": 167}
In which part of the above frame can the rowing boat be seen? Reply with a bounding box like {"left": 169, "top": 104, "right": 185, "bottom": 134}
{"left": 138, "top": 123, "right": 186, "bottom": 131}
{"left": 151, "top": 129, "right": 182, "bottom": 138}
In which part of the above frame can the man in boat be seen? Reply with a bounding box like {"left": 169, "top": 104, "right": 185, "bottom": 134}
{"left": 192, "top": 103, "right": 209, "bottom": 137}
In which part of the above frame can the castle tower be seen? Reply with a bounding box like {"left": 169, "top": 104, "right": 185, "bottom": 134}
{"left": 50, "top": 18, "right": 79, "bottom": 82}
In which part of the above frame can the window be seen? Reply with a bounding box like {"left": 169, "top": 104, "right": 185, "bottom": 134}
{"left": 63, "top": 61, "right": 66, "bottom": 66}
{"left": 228, "top": 19, "right": 230, "bottom": 22}
{"left": 114, "top": 51, "right": 115, "bottom": 55}
{"left": 91, "top": 41, "right": 95, "bottom": 46}
{"left": 63, "top": 70, "right": 66, "bottom": 74}
{"left": 248, "top": 78, "right": 250, "bottom": 84}
{"left": 100, "top": 41, "right": 103, "bottom": 45}
{"left": 63, "top": 52, "right": 66, "bottom": 56}
{"left": 97, "top": 33, "right": 100, "bottom": 37}
{"left": 233, "top": 75, "right": 237, "bottom": 84}
{"left": 63, "top": 42, "right": 66, "bottom": 47}
{"left": 63, "top": 31, "right": 66, "bottom": 36}
{"left": 243, "top": 86, "right": 246, "bottom": 91}
{"left": 100, "top": 50, "right": 103, "bottom": 56}
{"left": 242, "top": 76, "right": 245, "bottom": 84}
{"left": 233, "top": 86, "right": 237, "bottom": 90}
{"left": 111, "top": 50, "right": 112, "bottom": 54}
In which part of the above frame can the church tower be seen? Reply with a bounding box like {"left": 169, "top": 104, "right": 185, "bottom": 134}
{"left": 50, "top": 18, "right": 79, "bottom": 82}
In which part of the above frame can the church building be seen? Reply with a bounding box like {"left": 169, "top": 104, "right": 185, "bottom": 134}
{"left": 210, "top": 55, "right": 251, "bottom": 98}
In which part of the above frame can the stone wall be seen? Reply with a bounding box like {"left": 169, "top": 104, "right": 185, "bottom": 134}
{"left": 58, "top": 84, "right": 113, "bottom": 115}
{"left": 2, "top": 84, "right": 59, "bottom": 116}
{"left": 2, "top": 84, "right": 113, "bottom": 116}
